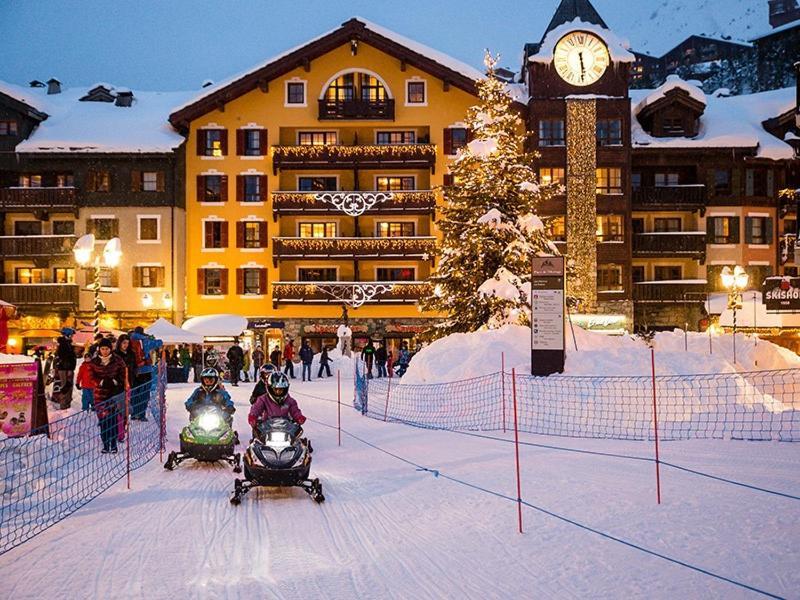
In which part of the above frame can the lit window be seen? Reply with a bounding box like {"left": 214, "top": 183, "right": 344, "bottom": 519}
{"left": 53, "top": 268, "right": 75, "bottom": 284}
{"left": 539, "top": 168, "right": 565, "bottom": 187}
{"left": 56, "top": 174, "right": 74, "bottom": 188}
{"left": 19, "top": 175, "right": 42, "bottom": 188}
{"left": 376, "top": 131, "right": 416, "bottom": 145}
{"left": 597, "top": 264, "right": 623, "bottom": 291}
{"left": 547, "top": 216, "right": 566, "bottom": 242}
{"left": 299, "top": 223, "right": 337, "bottom": 238}
{"left": 406, "top": 81, "right": 426, "bottom": 104}
{"left": 0, "top": 120, "right": 18, "bottom": 136}
{"left": 15, "top": 268, "right": 45, "bottom": 284}
{"left": 596, "top": 214, "right": 624, "bottom": 242}
{"left": 298, "top": 131, "right": 337, "bottom": 146}
{"left": 205, "top": 129, "right": 224, "bottom": 156}
{"left": 596, "top": 168, "right": 622, "bottom": 194}
{"left": 377, "top": 222, "right": 415, "bottom": 237}
{"left": 376, "top": 177, "right": 415, "bottom": 191}
{"left": 299, "top": 268, "right": 337, "bottom": 282}
{"left": 243, "top": 222, "right": 262, "bottom": 248}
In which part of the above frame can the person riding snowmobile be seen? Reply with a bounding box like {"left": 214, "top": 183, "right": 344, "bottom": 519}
{"left": 248, "top": 372, "right": 306, "bottom": 437}
{"left": 185, "top": 368, "right": 235, "bottom": 426}
{"left": 248, "top": 363, "right": 277, "bottom": 405}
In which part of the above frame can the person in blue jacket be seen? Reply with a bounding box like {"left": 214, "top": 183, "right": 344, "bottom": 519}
{"left": 130, "top": 326, "right": 163, "bottom": 420}
{"left": 184, "top": 368, "right": 235, "bottom": 426}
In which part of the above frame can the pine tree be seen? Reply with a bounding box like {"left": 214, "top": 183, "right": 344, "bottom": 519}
{"left": 422, "top": 52, "right": 560, "bottom": 338}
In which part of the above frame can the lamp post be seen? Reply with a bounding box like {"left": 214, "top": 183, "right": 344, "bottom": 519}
{"left": 73, "top": 234, "right": 122, "bottom": 337}
{"left": 720, "top": 265, "right": 749, "bottom": 364}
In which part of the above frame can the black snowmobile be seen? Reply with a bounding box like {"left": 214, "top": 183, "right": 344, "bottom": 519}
{"left": 230, "top": 417, "right": 323, "bottom": 505}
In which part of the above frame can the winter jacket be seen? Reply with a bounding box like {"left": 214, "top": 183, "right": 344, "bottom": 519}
{"left": 361, "top": 344, "right": 376, "bottom": 366}
{"left": 319, "top": 349, "right": 331, "bottom": 366}
{"left": 269, "top": 349, "right": 281, "bottom": 367}
{"left": 55, "top": 336, "right": 77, "bottom": 371}
{"left": 191, "top": 348, "right": 203, "bottom": 366}
{"left": 249, "top": 380, "right": 267, "bottom": 405}
{"left": 248, "top": 393, "right": 305, "bottom": 427}
{"left": 179, "top": 347, "right": 191, "bottom": 368}
{"left": 75, "top": 361, "right": 95, "bottom": 390}
{"left": 184, "top": 387, "right": 234, "bottom": 419}
{"left": 283, "top": 343, "right": 295, "bottom": 362}
{"left": 87, "top": 354, "right": 127, "bottom": 419}
{"left": 299, "top": 344, "right": 314, "bottom": 365}
{"left": 130, "top": 338, "right": 146, "bottom": 369}
{"left": 252, "top": 349, "right": 265, "bottom": 368}
{"left": 115, "top": 345, "right": 138, "bottom": 388}
{"left": 227, "top": 345, "right": 245, "bottom": 368}
{"left": 398, "top": 348, "right": 410, "bottom": 366}
{"left": 375, "top": 346, "right": 387, "bottom": 363}
{"left": 131, "top": 332, "right": 161, "bottom": 374}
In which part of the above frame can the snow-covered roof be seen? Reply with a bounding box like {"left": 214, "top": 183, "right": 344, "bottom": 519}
{"left": 631, "top": 83, "right": 797, "bottom": 160}
{"left": 634, "top": 75, "right": 707, "bottom": 114}
{"left": 2, "top": 82, "right": 192, "bottom": 153}
{"left": 529, "top": 18, "right": 636, "bottom": 64}
{"left": 749, "top": 19, "right": 800, "bottom": 41}
{"left": 182, "top": 314, "right": 248, "bottom": 337}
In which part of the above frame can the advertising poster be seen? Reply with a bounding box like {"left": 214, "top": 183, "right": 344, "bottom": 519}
{"left": 0, "top": 362, "right": 38, "bottom": 437}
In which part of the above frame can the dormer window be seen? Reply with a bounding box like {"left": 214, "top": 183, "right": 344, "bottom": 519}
{"left": 662, "top": 117, "right": 684, "bottom": 135}
{"left": 0, "top": 120, "right": 18, "bottom": 136}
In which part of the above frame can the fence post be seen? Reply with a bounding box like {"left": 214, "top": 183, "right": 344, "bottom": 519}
{"left": 125, "top": 371, "right": 131, "bottom": 491}
{"left": 511, "top": 368, "right": 523, "bottom": 534}
{"left": 650, "top": 347, "right": 662, "bottom": 505}
{"left": 384, "top": 374, "right": 392, "bottom": 422}
{"left": 337, "top": 369, "right": 342, "bottom": 446}
{"left": 501, "top": 352, "right": 506, "bottom": 433}
{"left": 159, "top": 353, "right": 166, "bottom": 462}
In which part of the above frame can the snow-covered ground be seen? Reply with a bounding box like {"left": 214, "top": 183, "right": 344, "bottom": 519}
{"left": 1, "top": 377, "right": 798, "bottom": 599}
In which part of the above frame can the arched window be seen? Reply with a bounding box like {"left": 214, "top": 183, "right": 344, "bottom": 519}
{"left": 319, "top": 70, "right": 393, "bottom": 119}
{"left": 324, "top": 72, "right": 388, "bottom": 102}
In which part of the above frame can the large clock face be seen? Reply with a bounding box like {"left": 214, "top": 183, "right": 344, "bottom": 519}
{"left": 553, "top": 31, "right": 610, "bottom": 86}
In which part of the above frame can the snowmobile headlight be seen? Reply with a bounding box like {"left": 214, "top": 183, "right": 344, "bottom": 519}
{"left": 264, "top": 431, "right": 291, "bottom": 449}
{"left": 198, "top": 412, "right": 223, "bottom": 432}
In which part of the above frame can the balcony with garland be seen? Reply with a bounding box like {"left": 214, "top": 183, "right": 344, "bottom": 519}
{"left": 0, "top": 235, "right": 76, "bottom": 260}
{"left": 271, "top": 144, "right": 437, "bottom": 173}
{"left": 271, "top": 190, "right": 437, "bottom": 218}
{"left": 272, "top": 236, "right": 437, "bottom": 263}
{"left": 632, "top": 232, "right": 706, "bottom": 261}
{"left": 272, "top": 280, "right": 430, "bottom": 306}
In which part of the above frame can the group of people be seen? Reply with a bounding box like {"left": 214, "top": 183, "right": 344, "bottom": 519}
{"left": 360, "top": 340, "right": 411, "bottom": 379}
{"left": 51, "top": 326, "right": 161, "bottom": 453}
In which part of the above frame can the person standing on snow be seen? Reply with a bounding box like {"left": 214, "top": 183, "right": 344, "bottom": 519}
{"left": 53, "top": 327, "right": 77, "bottom": 409}
{"left": 242, "top": 347, "right": 251, "bottom": 383}
{"left": 299, "top": 339, "right": 314, "bottom": 382}
{"left": 283, "top": 339, "right": 296, "bottom": 379}
{"left": 179, "top": 345, "right": 192, "bottom": 382}
{"left": 375, "top": 342, "right": 387, "bottom": 378}
{"left": 269, "top": 345, "right": 281, "bottom": 369}
{"left": 317, "top": 346, "right": 332, "bottom": 378}
{"left": 251, "top": 343, "right": 265, "bottom": 380}
{"left": 75, "top": 354, "right": 95, "bottom": 411}
{"left": 87, "top": 338, "right": 127, "bottom": 453}
{"left": 396, "top": 342, "right": 411, "bottom": 377}
{"left": 226, "top": 339, "right": 245, "bottom": 387}
{"left": 361, "top": 339, "right": 376, "bottom": 379}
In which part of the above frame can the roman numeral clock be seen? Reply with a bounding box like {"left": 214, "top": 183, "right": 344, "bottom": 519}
{"left": 553, "top": 31, "right": 610, "bottom": 86}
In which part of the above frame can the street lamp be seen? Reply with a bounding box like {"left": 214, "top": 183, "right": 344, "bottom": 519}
{"left": 73, "top": 233, "right": 123, "bottom": 336}
{"left": 141, "top": 293, "right": 154, "bottom": 308}
{"left": 721, "top": 265, "right": 749, "bottom": 364}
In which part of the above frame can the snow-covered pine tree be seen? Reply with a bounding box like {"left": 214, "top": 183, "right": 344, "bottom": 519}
{"left": 422, "top": 52, "right": 560, "bottom": 338}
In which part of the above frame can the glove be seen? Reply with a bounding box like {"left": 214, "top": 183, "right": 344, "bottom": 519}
{"left": 296, "top": 415, "right": 307, "bottom": 425}
{"left": 248, "top": 414, "right": 257, "bottom": 427}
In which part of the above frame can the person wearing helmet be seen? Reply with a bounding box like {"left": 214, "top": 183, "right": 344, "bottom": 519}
{"left": 248, "top": 371, "right": 306, "bottom": 433}
{"left": 185, "top": 367, "right": 235, "bottom": 425}
{"left": 248, "top": 363, "right": 277, "bottom": 405}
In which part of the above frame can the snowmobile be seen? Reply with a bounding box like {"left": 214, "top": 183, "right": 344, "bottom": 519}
{"left": 164, "top": 406, "right": 241, "bottom": 472}
{"left": 230, "top": 417, "right": 323, "bottom": 505}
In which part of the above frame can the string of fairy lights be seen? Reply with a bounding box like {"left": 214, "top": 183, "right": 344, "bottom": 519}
{"left": 272, "top": 282, "right": 431, "bottom": 302}
{"left": 271, "top": 190, "right": 436, "bottom": 210}
{"left": 274, "top": 237, "right": 437, "bottom": 255}
{"left": 566, "top": 98, "right": 598, "bottom": 311}
{"left": 272, "top": 144, "right": 438, "bottom": 163}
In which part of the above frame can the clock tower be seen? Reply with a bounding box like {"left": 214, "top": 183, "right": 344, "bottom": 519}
{"left": 523, "top": 0, "right": 635, "bottom": 328}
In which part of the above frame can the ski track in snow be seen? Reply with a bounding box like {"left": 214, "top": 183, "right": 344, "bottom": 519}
{"left": 1, "top": 379, "right": 799, "bottom": 599}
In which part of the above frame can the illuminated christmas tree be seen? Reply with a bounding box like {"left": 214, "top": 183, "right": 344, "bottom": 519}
{"left": 423, "top": 52, "right": 560, "bottom": 338}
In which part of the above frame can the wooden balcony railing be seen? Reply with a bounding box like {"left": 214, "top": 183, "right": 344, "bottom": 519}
{"left": 632, "top": 185, "right": 706, "bottom": 210}
{"left": 272, "top": 281, "right": 430, "bottom": 305}
{"left": 0, "top": 187, "right": 77, "bottom": 212}
{"left": 272, "top": 190, "right": 436, "bottom": 216}
{"left": 272, "top": 236, "right": 437, "bottom": 261}
{"left": 632, "top": 232, "right": 706, "bottom": 259}
{"left": 271, "top": 144, "right": 437, "bottom": 173}
{"left": 0, "top": 283, "right": 79, "bottom": 306}
{"left": 633, "top": 280, "right": 708, "bottom": 303}
{"left": 0, "top": 235, "right": 76, "bottom": 258}
{"left": 318, "top": 98, "right": 395, "bottom": 120}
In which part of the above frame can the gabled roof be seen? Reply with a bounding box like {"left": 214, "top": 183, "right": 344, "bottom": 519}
{"left": 0, "top": 80, "right": 49, "bottom": 122}
{"left": 541, "top": 0, "right": 607, "bottom": 43}
{"left": 169, "top": 18, "right": 485, "bottom": 129}
{"left": 634, "top": 76, "right": 707, "bottom": 120}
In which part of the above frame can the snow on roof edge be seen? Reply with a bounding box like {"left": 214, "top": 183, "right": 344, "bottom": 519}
{"left": 530, "top": 18, "right": 636, "bottom": 64}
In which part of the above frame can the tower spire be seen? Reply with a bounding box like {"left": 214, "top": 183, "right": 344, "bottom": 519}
{"left": 541, "top": 0, "right": 608, "bottom": 43}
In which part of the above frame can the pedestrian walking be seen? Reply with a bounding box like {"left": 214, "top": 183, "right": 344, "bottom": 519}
{"left": 283, "top": 339, "right": 296, "bottom": 379}
{"left": 270, "top": 345, "right": 282, "bottom": 369}
{"left": 87, "top": 338, "right": 126, "bottom": 453}
{"left": 299, "top": 340, "right": 314, "bottom": 381}
{"left": 242, "top": 346, "right": 251, "bottom": 383}
{"left": 75, "top": 354, "right": 95, "bottom": 411}
{"left": 375, "top": 341, "right": 388, "bottom": 378}
{"left": 252, "top": 343, "right": 265, "bottom": 380}
{"left": 396, "top": 342, "right": 411, "bottom": 377}
{"left": 361, "top": 339, "right": 376, "bottom": 379}
{"left": 317, "top": 346, "right": 332, "bottom": 378}
{"left": 226, "top": 339, "right": 245, "bottom": 387}
{"left": 114, "top": 334, "right": 137, "bottom": 439}
{"left": 52, "top": 327, "right": 77, "bottom": 409}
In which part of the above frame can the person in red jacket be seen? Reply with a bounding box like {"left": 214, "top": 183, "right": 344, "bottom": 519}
{"left": 86, "top": 338, "right": 127, "bottom": 453}
{"left": 282, "top": 339, "right": 296, "bottom": 379}
{"left": 248, "top": 372, "right": 305, "bottom": 439}
{"left": 75, "top": 354, "right": 95, "bottom": 411}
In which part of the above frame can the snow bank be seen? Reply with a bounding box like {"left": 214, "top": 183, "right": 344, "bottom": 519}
{"left": 402, "top": 324, "right": 800, "bottom": 384}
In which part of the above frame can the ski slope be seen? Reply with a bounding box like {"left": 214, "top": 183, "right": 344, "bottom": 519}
{"left": 1, "top": 378, "right": 798, "bottom": 599}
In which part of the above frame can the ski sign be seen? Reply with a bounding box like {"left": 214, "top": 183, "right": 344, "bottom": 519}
{"left": 530, "top": 256, "right": 565, "bottom": 376}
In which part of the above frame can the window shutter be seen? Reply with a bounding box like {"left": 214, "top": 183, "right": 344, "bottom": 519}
{"left": 745, "top": 217, "right": 753, "bottom": 244}
{"left": 236, "top": 268, "right": 244, "bottom": 295}
{"left": 220, "top": 175, "right": 228, "bottom": 202}
{"left": 236, "top": 222, "right": 245, "bottom": 248}
{"left": 156, "top": 171, "right": 165, "bottom": 192}
{"left": 220, "top": 129, "right": 228, "bottom": 156}
{"left": 220, "top": 221, "right": 229, "bottom": 247}
{"left": 443, "top": 174, "right": 454, "bottom": 186}
{"left": 767, "top": 170, "right": 774, "bottom": 197}
{"left": 196, "top": 175, "right": 205, "bottom": 203}
{"left": 466, "top": 128, "right": 475, "bottom": 143}
{"left": 204, "top": 221, "right": 213, "bottom": 248}
{"left": 765, "top": 218, "right": 774, "bottom": 243}
{"left": 443, "top": 128, "right": 453, "bottom": 155}
{"left": 259, "top": 129, "right": 268, "bottom": 155}
{"left": 236, "top": 129, "right": 245, "bottom": 156}
{"left": 132, "top": 267, "right": 141, "bottom": 288}
{"left": 111, "top": 268, "right": 119, "bottom": 288}
{"left": 111, "top": 219, "right": 119, "bottom": 238}
{"left": 157, "top": 267, "right": 165, "bottom": 288}
{"left": 130, "top": 170, "right": 141, "bottom": 192}
{"left": 196, "top": 130, "right": 206, "bottom": 156}
{"left": 86, "top": 170, "right": 96, "bottom": 192}
{"left": 259, "top": 221, "right": 268, "bottom": 247}
{"left": 745, "top": 169, "right": 754, "bottom": 196}
{"left": 731, "top": 217, "right": 740, "bottom": 243}
{"left": 259, "top": 268, "right": 267, "bottom": 294}
{"left": 260, "top": 175, "right": 268, "bottom": 202}
{"left": 236, "top": 175, "right": 245, "bottom": 202}
{"left": 86, "top": 219, "right": 95, "bottom": 235}
{"left": 197, "top": 269, "right": 206, "bottom": 295}
{"left": 219, "top": 269, "right": 229, "bottom": 294}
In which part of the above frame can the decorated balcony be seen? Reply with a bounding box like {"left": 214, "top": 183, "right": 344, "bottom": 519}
{"left": 318, "top": 98, "right": 395, "bottom": 120}
{"left": 271, "top": 190, "right": 436, "bottom": 217}
{"left": 0, "top": 235, "right": 76, "bottom": 259}
{"left": 0, "top": 283, "right": 79, "bottom": 307}
{"left": 0, "top": 187, "right": 78, "bottom": 214}
{"left": 631, "top": 185, "right": 706, "bottom": 211}
{"left": 633, "top": 280, "right": 708, "bottom": 303}
{"left": 272, "top": 281, "right": 430, "bottom": 307}
{"left": 272, "top": 236, "right": 437, "bottom": 263}
{"left": 632, "top": 232, "right": 706, "bottom": 260}
{"left": 271, "top": 144, "right": 437, "bottom": 173}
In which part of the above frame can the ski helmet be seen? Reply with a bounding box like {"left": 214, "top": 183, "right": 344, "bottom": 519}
{"left": 258, "top": 363, "right": 276, "bottom": 383}
{"left": 266, "top": 371, "right": 290, "bottom": 405}
{"left": 200, "top": 367, "right": 219, "bottom": 393}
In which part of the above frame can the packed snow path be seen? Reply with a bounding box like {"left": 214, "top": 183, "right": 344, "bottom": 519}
{"left": 2, "top": 379, "right": 798, "bottom": 599}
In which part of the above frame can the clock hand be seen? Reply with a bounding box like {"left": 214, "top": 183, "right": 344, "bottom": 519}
{"left": 579, "top": 51, "right": 586, "bottom": 80}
